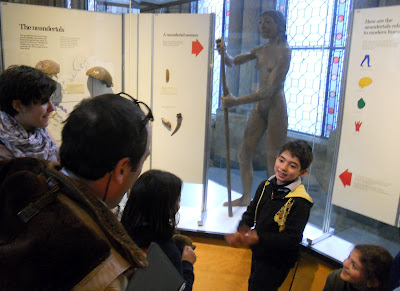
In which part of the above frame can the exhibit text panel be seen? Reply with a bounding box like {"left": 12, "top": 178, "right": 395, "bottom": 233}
{"left": 332, "top": 6, "right": 400, "bottom": 226}
{"left": 151, "top": 14, "right": 213, "bottom": 184}
{"left": 0, "top": 3, "right": 122, "bottom": 143}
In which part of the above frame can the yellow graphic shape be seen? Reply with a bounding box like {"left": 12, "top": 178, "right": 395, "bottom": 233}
{"left": 358, "top": 77, "right": 372, "bottom": 88}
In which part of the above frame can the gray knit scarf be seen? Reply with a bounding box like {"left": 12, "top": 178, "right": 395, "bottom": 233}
{"left": 0, "top": 111, "right": 59, "bottom": 161}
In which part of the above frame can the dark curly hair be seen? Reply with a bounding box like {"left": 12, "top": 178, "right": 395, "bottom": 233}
{"left": 354, "top": 244, "right": 393, "bottom": 291}
{"left": 0, "top": 65, "right": 56, "bottom": 116}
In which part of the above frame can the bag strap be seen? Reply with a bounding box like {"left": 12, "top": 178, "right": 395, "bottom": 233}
{"left": 17, "top": 175, "right": 60, "bottom": 223}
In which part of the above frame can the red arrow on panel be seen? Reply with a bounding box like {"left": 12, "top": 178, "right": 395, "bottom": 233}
{"left": 192, "top": 39, "right": 203, "bottom": 56}
{"left": 339, "top": 169, "right": 352, "bottom": 187}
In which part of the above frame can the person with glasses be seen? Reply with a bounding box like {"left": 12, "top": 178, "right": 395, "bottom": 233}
{"left": 0, "top": 65, "right": 59, "bottom": 161}
{"left": 0, "top": 93, "right": 153, "bottom": 290}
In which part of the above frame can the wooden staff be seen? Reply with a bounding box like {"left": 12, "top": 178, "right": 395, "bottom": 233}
{"left": 220, "top": 39, "right": 233, "bottom": 217}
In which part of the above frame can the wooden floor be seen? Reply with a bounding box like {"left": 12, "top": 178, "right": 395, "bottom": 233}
{"left": 191, "top": 237, "right": 251, "bottom": 291}
{"left": 190, "top": 236, "right": 339, "bottom": 291}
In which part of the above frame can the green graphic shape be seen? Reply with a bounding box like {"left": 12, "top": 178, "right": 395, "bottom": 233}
{"left": 358, "top": 98, "right": 366, "bottom": 109}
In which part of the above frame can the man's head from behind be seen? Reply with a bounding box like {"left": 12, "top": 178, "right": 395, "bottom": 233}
{"left": 274, "top": 139, "right": 313, "bottom": 185}
{"left": 60, "top": 94, "right": 150, "bottom": 181}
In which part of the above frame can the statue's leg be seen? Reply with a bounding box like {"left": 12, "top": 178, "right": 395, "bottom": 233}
{"left": 224, "top": 109, "right": 267, "bottom": 206}
{"left": 266, "top": 99, "right": 288, "bottom": 177}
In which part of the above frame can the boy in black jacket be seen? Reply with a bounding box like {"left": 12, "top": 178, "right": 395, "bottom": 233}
{"left": 226, "top": 139, "right": 313, "bottom": 291}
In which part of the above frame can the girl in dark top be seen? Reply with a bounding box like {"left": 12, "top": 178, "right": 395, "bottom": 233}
{"left": 323, "top": 244, "right": 393, "bottom": 291}
{"left": 121, "top": 169, "right": 196, "bottom": 290}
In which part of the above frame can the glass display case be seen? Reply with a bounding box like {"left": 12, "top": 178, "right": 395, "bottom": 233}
{"left": 2, "top": 0, "right": 400, "bottom": 264}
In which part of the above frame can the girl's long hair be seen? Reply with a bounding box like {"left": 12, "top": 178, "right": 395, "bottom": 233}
{"left": 121, "top": 169, "right": 182, "bottom": 242}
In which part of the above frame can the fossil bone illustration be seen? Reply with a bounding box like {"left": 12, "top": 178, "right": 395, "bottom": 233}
{"left": 161, "top": 117, "right": 172, "bottom": 129}
{"left": 35, "top": 60, "right": 60, "bottom": 74}
{"left": 86, "top": 66, "right": 113, "bottom": 87}
{"left": 171, "top": 113, "right": 182, "bottom": 136}
{"left": 166, "top": 69, "right": 170, "bottom": 83}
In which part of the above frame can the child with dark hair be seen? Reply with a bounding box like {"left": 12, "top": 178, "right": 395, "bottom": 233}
{"left": 225, "top": 139, "right": 314, "bottom": 290}
{"left": 121, "top": 169, "right": 196, "bottom": 290}
{"left": 323, "top": 244, "right": 393, "bottom": 291}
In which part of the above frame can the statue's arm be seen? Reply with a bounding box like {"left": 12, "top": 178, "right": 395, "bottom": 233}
{"left": 216, "top": 38, "right": 256, "bottom": 67}
{"left": 223, "top": 48, "right": 291, "bottom": 108}
{"left": 230, "top": 52, "right": 256, "bottom": 67}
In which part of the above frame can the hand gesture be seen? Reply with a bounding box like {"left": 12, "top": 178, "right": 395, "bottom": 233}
{"left": 238, "top": 225, "right": 250, "bottom": 234}
{"left": 241, "top": 230, "right": 259, "bottom": 246}
{"left": 182, "top": 245, "right": 197, "bottom": 265}
{"left": 225, "top": 227, "right": 259, "bottom": 248}
{"left": 222, "top": 94, "right": 238, "bottom": 108}
{"left": 225, "top": 231, "right": 243, "bottom": 248}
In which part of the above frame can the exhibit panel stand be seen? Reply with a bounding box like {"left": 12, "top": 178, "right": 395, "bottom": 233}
{"left": 0, "top": 2, "right": 123, "bottom": 143}
{"left": 136, "top": 14, "right": 154, "bottom": 174}
{"left": 150, "top": 14, "right": 214, "bottom": 183}
{"left": 1, "top": 4, "right": 215, "bottom": 227}
{"left": 332, "top": 6, "right": 400, "bottom": 227}
{"left": 124, "top": 13, "right": 151, "bottom": 171}
{"left": 149, "top": 14, "right": 215, "bottom": 225}
{"left": 124, "top": 14, "right": 215, "bottom": 198}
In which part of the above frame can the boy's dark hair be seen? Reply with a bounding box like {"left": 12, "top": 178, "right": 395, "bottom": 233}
{"left": 60, "top": 94, "right": 148, "bottom": 180}
{"left": 121, "top": 169, "right": 182, "bottom": 243}
{"left": 279, "top": 139, "right": 313, "bottom": 170}
{"left": 354, "top": 244, "right": 393, "bottom": 291}
{"left": 0, "top": 65, "right": 56, "bottom": 116}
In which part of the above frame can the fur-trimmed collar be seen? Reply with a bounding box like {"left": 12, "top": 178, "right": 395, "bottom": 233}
{"left": 0, "top": 158, "right": 146, "bottom": 290}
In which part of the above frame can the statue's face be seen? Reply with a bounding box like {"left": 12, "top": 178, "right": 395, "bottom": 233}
{"left": 259, "top": 15, "right": 278, "bottom": 39}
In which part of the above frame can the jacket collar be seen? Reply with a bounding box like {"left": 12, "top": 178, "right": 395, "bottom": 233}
{"left": 268, "top": 175, "right": 302, "bottom": 192}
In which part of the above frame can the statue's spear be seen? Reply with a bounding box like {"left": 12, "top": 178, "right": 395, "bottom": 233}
{"left": 219, "top": 39, "right": 233, "bottom": 217}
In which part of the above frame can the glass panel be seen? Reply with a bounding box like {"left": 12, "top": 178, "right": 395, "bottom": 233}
{"left": 197, "top": 0, "right": 224, "bottom": 114}
{"left": 199, "top": 0, "right": 399, "bottom": 261}
{"left": 285, "top": 49, "right": 328, "bottom": 136}
{"left": 4, "top": 0, "right": 400, "bottom": 267}
{"left": 332, "top": 0, "right": 351, "bottom": 47}
{"left": 287, "top": 0, "right": 334, "bottom": 47}
{"left": 323, "top": 48, "right": 345, "bottom": 137}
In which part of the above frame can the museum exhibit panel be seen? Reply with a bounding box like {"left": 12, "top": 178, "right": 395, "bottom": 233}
{"left": 1, "top": 0, "right": 400, "bottom": 264}
{"left": 0, "top": 3, "right": 123, "bottom": 143}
